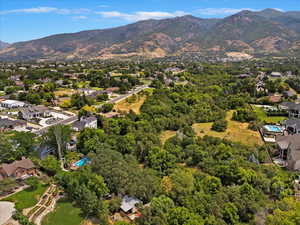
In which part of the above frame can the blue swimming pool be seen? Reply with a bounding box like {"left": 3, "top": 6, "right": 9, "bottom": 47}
{"left": 264, "top": 125, "right": 282, "bottom": 132}
{"left": 74, "top": 157, "right": 90, "bottom": 167}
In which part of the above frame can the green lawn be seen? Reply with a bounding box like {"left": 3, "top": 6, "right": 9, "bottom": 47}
{"left": 3, "top": 183, "right": 48, "bottom": 210}
{"left": 253, "top": 106, "right": 287, "bottom": 123}
{"left": 42, "top": 199, "right": 84, "bottom": 225}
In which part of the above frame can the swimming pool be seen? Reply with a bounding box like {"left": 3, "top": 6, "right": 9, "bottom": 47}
{"left": 264, "top": 125, "right": 282, "bottom": 133}
{"left": 74, "top": 157, "right": 90, "bottom": 167}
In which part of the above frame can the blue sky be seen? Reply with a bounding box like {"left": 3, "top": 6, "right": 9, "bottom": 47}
{"left": 1, "top": 0, "right": 299, "bottom": 43}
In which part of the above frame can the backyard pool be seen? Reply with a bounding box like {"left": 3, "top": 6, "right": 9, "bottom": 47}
{"left": 73, "top": 157, "right": 90, "bottom": 167}
{"left": 264, "top": 125, "right": 283, "bottom": 133}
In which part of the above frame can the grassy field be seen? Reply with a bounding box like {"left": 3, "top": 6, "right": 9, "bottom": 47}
{"left": 42, "top": 199, "right": 84, "bottom": 225}
{"left": 3, "top": 183, "right": 48, "bottom": 210}
{"left": 54, "top": 89, "right": 76, "bottom": 97}
{"left": 160, "top": 130, "right": 177, "bottom": 144}
{"left": 192, "top": 111, "right": 264, "bottom": 146}
{"left": 114, "top": 96, "right": 147, "bottom": 114}
{"left": 252, "top": 106, "right": 287, "bottom": 123}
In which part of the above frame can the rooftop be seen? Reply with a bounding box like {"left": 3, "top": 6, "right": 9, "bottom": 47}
{"left": 120, "top": 196, "right": 141, "bottom": 213}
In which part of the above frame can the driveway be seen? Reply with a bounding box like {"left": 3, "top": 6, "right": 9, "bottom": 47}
{"left": 0, "top": 201, "right": 15, "bottom": 225}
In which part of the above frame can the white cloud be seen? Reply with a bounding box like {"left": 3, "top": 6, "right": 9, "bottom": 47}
{"left": 98, "top": 5, "right": 109, "bottom": 8}
{"left": 196, "top": 8, "right": 258, "bottom": 16}
{"left": 0, "top": 7, "right": 90, "bottom": 15}
{"left": 72, "top": 15, "right": 88, "bottom": 20}
{"left": 96, "top": 10, "right": 187, "bottom": 21}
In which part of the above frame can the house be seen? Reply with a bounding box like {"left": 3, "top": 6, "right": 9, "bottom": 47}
{"left": 0, "top": 118, "right": 27, "bottom": 132}
{"left": 268, "top": 94, "right": 282, "bottom": 103}
{"left": 105, "top": 87, "right": 120, "bottom": 94}
{"left": 276, "top": 134, "right": 300, "bottom": 170}
{"left": 15, "top": 81, "right": 24, "bottom": 87}
{"left": 72, "top": 116, "right": 97, "bottom": 131}
{"left": 9, "top": 75, "right": 21, "bottom": 82}
{"left": 279, "top": 102, "right": 300, "bottom": 119}
{"left": 270, "top": 72, "right": 282, "bottom": 78}
{"left": 239, "top": 74, "right": 251, "bottom": 79}
{"left": 19, "top": 106, "right": 51, "bottom": 120}
{"left": 120, "top": 196, "right": 142, "bottom": 220}
{"left": 78, "top": 88, "right": 97, "bottom": 96}
{"left": 284, "top": 90, "right": 297, "bottom": 99}
{"left": 0, "top": 157, "right": 36, "bottom": 181}
{"left": 0, "top": 100, "right": 26, "bottom": 108}
{"left": 282, "top": 119, "right": 300, "bottom": 134}
{"left": 256, "top": 81, "right": 265, "bottom": 92}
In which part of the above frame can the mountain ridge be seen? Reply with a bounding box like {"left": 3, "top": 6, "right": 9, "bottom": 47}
{"left": 1, "top": 9, "right": 300, "bottom": 61}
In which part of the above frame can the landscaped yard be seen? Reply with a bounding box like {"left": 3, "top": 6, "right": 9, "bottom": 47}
{"left": 252, "top": 106, "right": 287, "bottom": 123}
{"left": 42, "top": 199, "right": 84, "bottom": 225}
{"left": 160, "top": 130, "right": 177, "bottom": 144}
{"left": 192, "top": 111, "right": 264, "bottom": 146}
{"left": 3, "top": 183, "right": 48, "bottom": 210}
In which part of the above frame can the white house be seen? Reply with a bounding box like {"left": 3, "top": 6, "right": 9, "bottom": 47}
{"left": 0, "top": 100, "right": 26, "bottom": 108}
{"left": 72, "top": 116, "right": 97, "bottom": 131}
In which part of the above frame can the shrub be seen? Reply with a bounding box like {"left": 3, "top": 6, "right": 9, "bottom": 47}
{"left": 13, "top": 210, "right": 34, "bottom": 225}
{"left": 211, "top": 119, "right": 228, "bottom": 132}
{"left": 232, "top": 108, "right": 257, "bottom": 122}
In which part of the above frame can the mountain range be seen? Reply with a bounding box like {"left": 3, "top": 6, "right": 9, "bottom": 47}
{"left": 1, "top": 8, "right": 300, "bottom": 61}
{"left": 0, "top": 41, "right": 10, "bottom": 50}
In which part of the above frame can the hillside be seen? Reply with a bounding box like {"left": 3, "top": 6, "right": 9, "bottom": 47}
{"left": 0, "top": 41, "right": 10, "bottom": 50}
{"left": 1, "top": 9, "right": 300, "bottom": 61}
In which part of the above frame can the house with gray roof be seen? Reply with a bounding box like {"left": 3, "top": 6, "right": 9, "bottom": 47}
{"left": 279, "top": 102, "right": 300, "bottom": 119}
{"left": 282, "top": 119, "right": 300, "bottom": 134}
{"left": 19, "top": 106, "right": 51, "bottom": 120}
{"left": 276, "top": 134, "right": 300, "bottom": 170}
{"left": 120, "top": 196, "right": 141, "bottom": 213}
{"left": 0, "top": 118, "right": 26, "bottom": 132}
{"left": 72, "top": 116, "right": 97, "bottom": 131}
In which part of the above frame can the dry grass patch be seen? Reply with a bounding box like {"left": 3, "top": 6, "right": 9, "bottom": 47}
{"left": 192, "top": 111, "right": 264, "bottom": 146}
{"left": 114, "top": 96, "right": 147, "bottom": 114}
{"left": 160, "top": 130, "right": 177, "bottom": 145}
{"left": 54, "top": 89, "right": 76, "bottom": 97}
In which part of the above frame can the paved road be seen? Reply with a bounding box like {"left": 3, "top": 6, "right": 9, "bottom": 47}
{"left": 109, "top": 85, "right": 149, "bottom": 104}
{"left": 34, "top": 115, "right": 78, "bottom": 136}
{"left": 33, "top": 85, "right": 148, "bottom": 135}
{"left": 0, "top": 201, "right": 15, "bottom": 225}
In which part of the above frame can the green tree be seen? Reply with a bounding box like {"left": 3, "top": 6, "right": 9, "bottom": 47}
{"left": 42, "top": 124, "right": 71, "bottom": 161}
{"left": 25, "top": 176, "right": 39, "bottom": 190}
{"left": 211, "top": 119, "right": 228, "bottom": 132}
{"left": 40, "top": 155, "right": 61, "bottom": 175}
{"left": 222, "top": 203, "right": 239, "bottom": 225}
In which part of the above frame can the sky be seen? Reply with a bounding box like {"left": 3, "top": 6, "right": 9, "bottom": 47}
{"left": 1, "top": 0, "right": 299, "bottom": 43}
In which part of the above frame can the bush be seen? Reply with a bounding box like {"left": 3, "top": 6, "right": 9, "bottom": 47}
{"left": 101, "top": 103, "right": 114, "bottom": 113}
{"left": 13, "top": 210, "right": 34, "bottom": 225}
{"left": 248, "top": 120, "right": 263, "bottom": 131}
{"left": 25, "top": 177, "right": 39, "bottom": 190}
{"left": 211, "top": 119, "right": 228, "bottom": 132}
{"left": 232, "top": 108, "right": 257, "bottom": 122}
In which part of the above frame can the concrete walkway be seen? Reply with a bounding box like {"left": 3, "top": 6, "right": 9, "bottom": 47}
{"left": 0, "top": 185, "right": 29, "bottom": 201}
{"left": 0, "top": 201, "right": 15, "bottom": 225}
